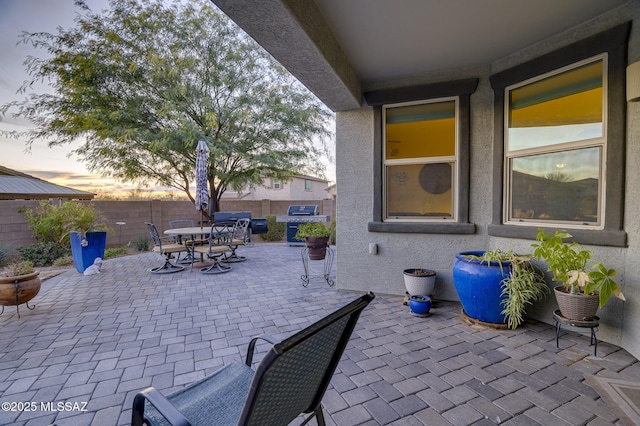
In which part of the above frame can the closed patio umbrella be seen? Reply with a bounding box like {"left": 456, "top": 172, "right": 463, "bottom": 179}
{"left": 195, "top": 139, "right": 210, "bottom": 228}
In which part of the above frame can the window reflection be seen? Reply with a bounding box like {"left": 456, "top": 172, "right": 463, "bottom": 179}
{"left": 508, "top": 60, "right": 603, "bottom": 151}
{"left": 510, "top": 147, "right": 600, "bottom": 223}
{"left": 386, "top": 163, "right": 453, "bottom": 218}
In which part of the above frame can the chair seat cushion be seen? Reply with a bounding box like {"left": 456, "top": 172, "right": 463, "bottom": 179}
{"left": 193, "top": 245, "right": 229, "bottom": 255}
{"left": 153, "top": 244, "right": 187, "bottom": 253}
{"left": 145, "top": 362, "right": 254, "bottom": 426}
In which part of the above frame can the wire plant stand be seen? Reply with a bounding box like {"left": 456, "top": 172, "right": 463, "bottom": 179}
{"left": 301, "top": 244, "right": 335, "bottom": 287}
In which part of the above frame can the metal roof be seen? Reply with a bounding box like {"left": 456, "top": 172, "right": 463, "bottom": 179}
{"left": 0, "top": 167, "right": 94, "bottom": 200}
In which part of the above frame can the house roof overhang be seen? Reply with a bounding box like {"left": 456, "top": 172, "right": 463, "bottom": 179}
{"left": 210, "top": 0, "right": 629, "bottom": 112}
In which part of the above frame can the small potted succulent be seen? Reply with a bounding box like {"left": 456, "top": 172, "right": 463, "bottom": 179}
{"left": 403, "top": 268, "right": 436, "bottom": 297}
{"left": 409, "top": 295, "right": 432, "bottom": 317}
{"left": 532, "top": 228, "right": 625, "bottom": 321}
{"left": 295, "top": 222, "right": 332, "bottom": 260}
{"left": 0, "top": 260, "right": 41, "bottom": 317}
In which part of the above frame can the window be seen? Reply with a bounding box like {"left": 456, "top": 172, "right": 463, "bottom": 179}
{"left": 504, "top": 56, "right": 606, "bottom": 229}
{"left": 304, "top": 180, "right": 312, "bottom": 191}
{"left": 364, "top": 78, "right": 478, "bottom": 234}
{"left": 489, "top": 22, "right": 630, "bottom": 246}
{"left": 384, "top": 99, "right": 457, "bottom": 221}
{"left": 273, "top": 179, "right": 281, "bottom": 189}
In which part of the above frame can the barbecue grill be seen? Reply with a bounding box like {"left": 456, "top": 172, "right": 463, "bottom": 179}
{"left": 213, "top": 211, "right": 268, "bottom": 240}
{"left": 277, "top": 205, "right": 329, "bottom": 246}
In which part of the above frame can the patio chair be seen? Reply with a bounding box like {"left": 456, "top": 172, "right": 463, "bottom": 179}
{"left": 226, "top": 218, "right": 251, "bottom": 263}
{"left": 191, "top": 223, "right": 234, "bottom": 274}
{"left": 168, "top": 219, "right": 195, "bottom": 243}
{"left": 168, "top": 219, "right": 199, "bottom": 264}
{"left": 132, "top": 292, "right": 375, "bottom": 426}
{"left": 146, "top": 222, "right": 188, "bottom": 274}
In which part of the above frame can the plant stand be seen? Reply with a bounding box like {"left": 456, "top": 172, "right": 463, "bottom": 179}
{"left": 301, "top": 244, "right": 334, "bottom": 287}
{"left": 553, "top": 310, "right": 599, "bottom": 356}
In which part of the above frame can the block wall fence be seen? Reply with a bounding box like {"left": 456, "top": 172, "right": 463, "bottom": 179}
{"left": 0, "top": 199, "right": 335, "bottom": 253}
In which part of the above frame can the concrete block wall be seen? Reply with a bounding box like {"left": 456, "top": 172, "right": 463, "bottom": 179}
{"left": 0, "top": 198, "right": 336, "bottom": 253}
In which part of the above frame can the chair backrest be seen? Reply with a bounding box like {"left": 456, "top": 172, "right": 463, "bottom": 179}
{"left": 169, "top": 219, "right": 194, "bottom": 229}
{"left": 233, "top": 218, "right": 251, "bottom": 243}
{"left": 239, "top": 292, "right": 375, "bottom": 425}
{"left": 168, "top": 220, "right": 195, "bottom": 243}
{"left": 145, "top": 222, "right": 162, "bottom": 248}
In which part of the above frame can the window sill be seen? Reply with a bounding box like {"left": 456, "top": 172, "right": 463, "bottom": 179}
{"left": 488, "top": 224, "right": 627, "bottom": 247}
{"left": 368, "top": 221, "right": 475, "bottom": 234}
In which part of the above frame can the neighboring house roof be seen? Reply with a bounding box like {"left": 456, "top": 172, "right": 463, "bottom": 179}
{"left": 0, "top": 166, "right": 94, "bottom": 200}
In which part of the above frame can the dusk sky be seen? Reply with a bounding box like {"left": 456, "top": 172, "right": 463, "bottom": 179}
{"left": 0, "top": 0, "right": 335, "bottom": 196}
{"left": 0, "top": 0, "right": 123, "bottom": 195}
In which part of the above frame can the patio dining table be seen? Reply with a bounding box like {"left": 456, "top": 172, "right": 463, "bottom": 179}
{"left": 164, "top": 226, "right": 212, "bottom": 267}
{"left": 164, "top": 225, "right": 234, "bottom": 267}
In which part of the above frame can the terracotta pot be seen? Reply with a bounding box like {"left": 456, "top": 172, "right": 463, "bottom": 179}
{"left": 554, "top": 286, "right": 599, "bottom": 321}
{"left": 305, "top": 237, "right": 329, "bottom": 260}
{"left": 0, "top": 271, "right": 41, "bottom": 307}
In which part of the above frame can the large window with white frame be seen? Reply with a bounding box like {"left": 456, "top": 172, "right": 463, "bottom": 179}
{"left": 383, "top": 98, "right": 458, "bottom": 221}
{"left": 504, "top": 55, "right": 606, "bottom": 229}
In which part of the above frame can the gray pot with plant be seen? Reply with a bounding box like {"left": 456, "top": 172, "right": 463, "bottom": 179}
{"left": 532, "top": 228, "right": 625, "bottom": 321}
{"left": 403, "top": 269, "right": 436, "bottom": 297}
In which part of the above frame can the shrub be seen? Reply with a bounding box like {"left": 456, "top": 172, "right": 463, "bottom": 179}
{"left": 19, "top": 200, "right": 110, "bottom": 247}
{"left": 53, "top": 255, "right": 74, "bottom": 267}
{"left": 0, "top": 244, "right": 9, "bottom": 267}
{"left": 104, "top": 247, "right": 127, "bottom": 259}
{"left": 17, "top": 242, "right": 70, "bottom": 266}
{"left": 5, "top": 261, "right": 35, "bottom": 277}
{"left": 294, "top": 221, "right": 331, "bottom": 239}
{"left": 136, "top": 236, "right": 150, "bottom": 251}
{"left": 260, "top": 215, "right": 285, "bottom": 241}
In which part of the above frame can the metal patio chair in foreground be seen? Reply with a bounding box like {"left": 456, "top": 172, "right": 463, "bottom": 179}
{"left": 132, "top": 292, "right": 375, "bottom": 426}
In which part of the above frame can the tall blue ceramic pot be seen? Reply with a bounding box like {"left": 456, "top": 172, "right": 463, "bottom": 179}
{"left": 70, "top": 231, "right": 107, "bottom": 273}
{"left": 452, "top": 251, "right": 511, "bottom": 324}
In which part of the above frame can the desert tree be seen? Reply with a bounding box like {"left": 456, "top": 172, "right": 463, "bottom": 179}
{"left": 1, "top": 0, "right": 332, "bottom": 212}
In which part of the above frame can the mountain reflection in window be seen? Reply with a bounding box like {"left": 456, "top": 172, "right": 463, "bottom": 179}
{"left": 510, "top": 147, "right": 600, "bottom": 223}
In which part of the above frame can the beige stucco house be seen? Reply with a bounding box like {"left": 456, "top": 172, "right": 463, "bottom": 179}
{"left": 210, "top": 1, "right": 640, "bottom": 359}
{"left": 224, "top": 175, "right": 330, "bottom": 201}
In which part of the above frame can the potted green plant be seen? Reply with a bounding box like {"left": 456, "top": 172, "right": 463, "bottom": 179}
{"left": 294, "top": 222, "right": 332, "bottom": 260}
{"left": 0, "top": 261, "right": 41, "bottom": 317}
{"left": 20, "top": 201, "right": 111, "bottom": 273}
{"left": 532, "top": 228, "right": 625, "bottom": 321}
{"left": 62, "top": 202, "right": 110, "bottom": 274}
{"left": 453, "top": 249, "right": 549, "bottom": 329}
{"left": 403, "top": 268, "right": 436, "bottom": 297}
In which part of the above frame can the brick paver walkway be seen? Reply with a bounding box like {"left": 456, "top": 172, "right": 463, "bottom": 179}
{"left": 0, "top": 243, "right": 638, "bottom": 425}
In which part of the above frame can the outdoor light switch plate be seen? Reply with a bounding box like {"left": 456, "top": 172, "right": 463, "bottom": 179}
{"left": 369, "top": 243, "right": 378, "bottom": 255}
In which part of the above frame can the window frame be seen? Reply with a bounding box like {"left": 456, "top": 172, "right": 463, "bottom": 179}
{"left": 382, "top": 97, "right": 459, "bottom": 223}
{"left": 364, "top": 78, "right": 478, "bottom": 234}
{"left": 489, "top": 22, "right": 630, "bottom": 246}
{"left": 503, "top": 54, "right": 608, "bottom": 230}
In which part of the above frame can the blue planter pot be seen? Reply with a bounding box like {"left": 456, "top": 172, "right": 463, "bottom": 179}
{"left": 452, "top": 251, "right": 511, "bottom": 324}
{"left": 70, "top": 231, "right": 107, "bottom": 273}
{"left": 409, "top": 295, "right": 432, "bottom": 316}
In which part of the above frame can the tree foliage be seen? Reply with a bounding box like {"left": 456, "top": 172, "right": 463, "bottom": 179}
{"left": 2, "top": 0, "right": 332, "bottom": 212}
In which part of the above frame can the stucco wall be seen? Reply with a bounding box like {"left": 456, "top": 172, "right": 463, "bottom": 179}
{"left": 336, "top": 1, "right": 640, "bottom": 358}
